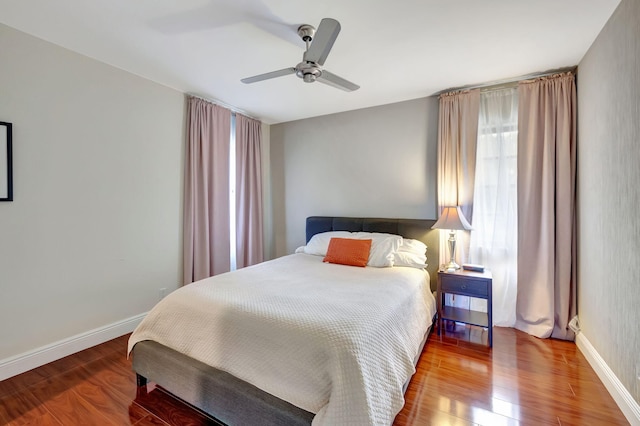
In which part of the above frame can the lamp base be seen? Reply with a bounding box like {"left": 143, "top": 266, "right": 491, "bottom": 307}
{"left": 444, "top": 261, "right": 461, "bottom": 271}
{"left": 445, "top": 230, "right": 461, "bottom": 271}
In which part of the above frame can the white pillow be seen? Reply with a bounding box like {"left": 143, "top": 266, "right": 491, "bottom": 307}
{"left": 300, "top": 231, "right": 402, "bottom": 267}
{"left": 353, "top": 232, "right": 402, "bottom": 267}
{"left": 302, "top": 231, "right": 354, "bottom": 256}
{"left": 393, "top": 252, "right": 427, "bottom": 269}
{"left": 397, "top": 238, "right": 427, "bottom": 255}
{"left": 393, "top": 238, "right": 427, "bottom": 269}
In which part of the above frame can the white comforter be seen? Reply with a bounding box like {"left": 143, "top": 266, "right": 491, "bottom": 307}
{"left": 128, "top": 253, "right": 436, "bottom": 426}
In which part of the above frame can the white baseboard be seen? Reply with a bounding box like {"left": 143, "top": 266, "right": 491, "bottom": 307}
{"left": 0, "top": 312, "right": 147, "bottom": 382}
{"left": 576, "top": 332, "right": 640, "bottom": 426}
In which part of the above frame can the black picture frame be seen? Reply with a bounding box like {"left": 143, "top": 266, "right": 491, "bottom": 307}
{"left": 1, "top": 121, "right": 13, "bottom": 201}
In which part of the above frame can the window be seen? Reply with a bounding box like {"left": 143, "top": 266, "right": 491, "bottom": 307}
{"left": 469, "top": 88, "right": 518, "bottom": 326}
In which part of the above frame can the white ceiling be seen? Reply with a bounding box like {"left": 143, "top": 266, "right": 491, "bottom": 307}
{"left": 0, "top": 0, "right": 620, "bottom": 124}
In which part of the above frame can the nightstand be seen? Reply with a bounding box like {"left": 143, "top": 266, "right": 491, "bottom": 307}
{"left": 437, "top": 269, "right": 493, "bottom": 347}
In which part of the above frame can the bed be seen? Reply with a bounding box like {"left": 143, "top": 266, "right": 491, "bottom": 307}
{"left": 128, "top": 216, "right": 439, "bottom": 425}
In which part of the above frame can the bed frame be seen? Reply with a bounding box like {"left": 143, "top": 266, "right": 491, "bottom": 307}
{"left": 132, "top": 216, "right": 439, "bottom": 425}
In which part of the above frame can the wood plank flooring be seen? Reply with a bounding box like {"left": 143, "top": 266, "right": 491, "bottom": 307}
{"left": 0, "top": 327, "right": 629, "bottom": 425}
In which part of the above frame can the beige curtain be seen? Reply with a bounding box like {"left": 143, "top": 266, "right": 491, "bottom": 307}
{"left": 183, "top": 97, "right": 231, "bottom": 284}
{"left": 235, "top": 114, "right": 264, "bottom": 268}
{"left": 516, "top": 73, "right": 576, "bottom": 340}
{"left": 437, "top": 89, "right": 480, "bottom": 267}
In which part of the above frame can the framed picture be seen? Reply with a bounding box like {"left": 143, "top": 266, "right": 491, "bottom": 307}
{"left": 0, "top": 121, "right": 13, "bottom": 201}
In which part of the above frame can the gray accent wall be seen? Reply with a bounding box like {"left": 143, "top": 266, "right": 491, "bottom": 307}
{"left": 577, "top": 0, "right": 640, "bottom": 404}
{"left": 0, "top": 24, "right": 185, "bottom": 360}
{"left": 269, "top": 97, "right": 439, "bottom": 257}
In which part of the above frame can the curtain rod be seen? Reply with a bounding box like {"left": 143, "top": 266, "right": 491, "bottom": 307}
{"left": 186, "top": 92, "right": 262, "bottom": 122}
{"left": 434, "top": 66, "right": 577, "bottom": 96}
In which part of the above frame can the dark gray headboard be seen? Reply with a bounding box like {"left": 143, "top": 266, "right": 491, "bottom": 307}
{"left": 305, "top": 216, "right": 439, "bottom": 289}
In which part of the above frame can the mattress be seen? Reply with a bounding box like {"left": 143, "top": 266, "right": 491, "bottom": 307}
{"left": 128, "top": 253, "right": 436, "bottom": 425}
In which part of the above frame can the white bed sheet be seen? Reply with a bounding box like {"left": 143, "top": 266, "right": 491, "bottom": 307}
{"left": 128, "top": 253, "right": 436, "bottom": 426}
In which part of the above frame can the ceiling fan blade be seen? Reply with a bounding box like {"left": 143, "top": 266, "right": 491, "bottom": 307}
{"left": 317, "top": 70, "right": 360, "bottom": 92}
{"left": 241, "top": 68, "right": 296, "bottom": 84}
{"left": 303, "top": 18, "right": 340, "bottom": 66}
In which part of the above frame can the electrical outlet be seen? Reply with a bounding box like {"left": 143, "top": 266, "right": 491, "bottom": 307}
{"left": 158, "top": 288, "right": 167, "bottom": 300}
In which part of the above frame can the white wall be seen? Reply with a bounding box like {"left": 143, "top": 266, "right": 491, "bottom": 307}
{"left": 577, "top": 0, "right": 640, "bottom": 407}
{"left": 0, "top": 24, "right": 185, "bottom": 361}
{"left": 269, "top": 97, "right": 438, "bottom": 257}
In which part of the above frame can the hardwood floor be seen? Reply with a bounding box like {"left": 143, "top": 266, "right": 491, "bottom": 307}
{"left": 0, "top": 327, "right": 629, "bottom": 425}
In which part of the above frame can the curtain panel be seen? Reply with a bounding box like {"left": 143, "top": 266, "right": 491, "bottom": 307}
{"left": 469, "top": 88, "right": 519, "bottom": 327}
{"left": 437, "top": 89, "right": 480, "bottom": 267}
{"left": 235, "top": 114, "right": 264, "bottom": 268}
{"left": 516, "top": 73, "right": 577, "bottom": 340}
{"left": 183, "top": 97, "right": 231, "bottom": 284}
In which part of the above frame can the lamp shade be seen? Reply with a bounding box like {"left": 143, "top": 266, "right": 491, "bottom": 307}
{"left": 431, "top": 206, "right": 472, "bottom": 230}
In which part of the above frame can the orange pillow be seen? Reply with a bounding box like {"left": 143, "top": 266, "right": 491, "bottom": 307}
{"left": 323, "top": 238, "right": 372, "bottom": 267}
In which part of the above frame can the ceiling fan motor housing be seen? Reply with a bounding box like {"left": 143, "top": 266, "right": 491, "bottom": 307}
{"left": 296, "top": 61, "right": 321, "bottom": 83}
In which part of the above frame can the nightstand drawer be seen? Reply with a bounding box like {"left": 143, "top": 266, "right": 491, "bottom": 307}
{"left": 440, "top": 275, "right": 488, "bottom": 297}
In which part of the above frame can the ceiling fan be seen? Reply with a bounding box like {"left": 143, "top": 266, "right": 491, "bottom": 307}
{"left": 241, "top": 18, "right": 359, "bottom": 92}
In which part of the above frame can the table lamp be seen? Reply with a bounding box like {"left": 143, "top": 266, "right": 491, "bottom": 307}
{"left": 432, "top": 206, "right": 472, "bottom": 270}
